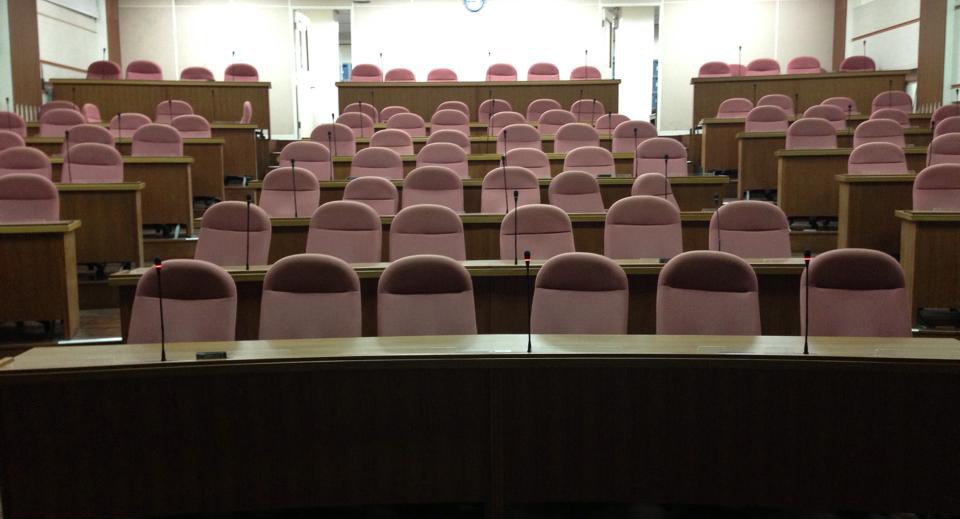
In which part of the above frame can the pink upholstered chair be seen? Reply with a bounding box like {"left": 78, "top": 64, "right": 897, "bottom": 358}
{"left": 758, "top": 94, "right": 794, "bottom": 116}
{"left": 427, "top": 68, "right": 458, "bottom": 81}
{"left": 500, "top": 204, "right": 575, "bottom": 261}
{"left": 872, "top": 91, "right": 913, "bottom": 113}
{"left": 497, "top": 123, "right": 541, "bottom": 154}
{"left": 259, "top": 166, "right": 320, "bottom": 218}
{"left": 853, "top": 119, "right": 906, "bottom": 148}
{"left": 554, "top": 123, "right": 599, "bottom": 153}
{"left": 478, "top": 99, "right": 513, "bottom": 123}
{"left": 180, "top": 66, "right": 215, "bottom": 81}
{"left": 39, "top": 101, "right": 79, "bottom": 118}
{"left": 416, "top": 142, "right": 468, "bottom": 179}
{"left": 343, "top": 176, "right": 399, "bottom": 215}
{"left": 306, "top": 200, "right": 383, "bottom": 262}
{"left": 258, "top": 254, "right": 361, "bottom": 339}
{"left": 62, "top": 143, "right": 123, "bottom": 183}
{"left": 785, "top": 118, "right": 837, "bottom": 149}
{"left": 278, "top": 141, "right": 331, "bottom": 181}
{"left": 386, "top": 112, "right": 426, "bottom": 138}
{"left": 171, "top": 115, "right": 211, "bottom": 138}
{"left": 526, "top": 99, "right": 562, "bottom": 123}
{"left": 839, "top": 55, "right": 876, "bottom": 71}
{"left": 604, "top": 195, "right": 682, "bottom": 259}
{"left": 913, "top": 164, "right": 960, "bottom": 210}
{"left": 800, "top": 248, "right": 910, "bottom": 337}
{"left": 594, "top": 113, "right": 630, "bottom": 135}
{"left": 698, "top": 62, "right": 731, "bottom": 77}
{"left": 727, "top": 64, "right": 747, "bottom": 76}
{"left": 803, "top": 105, "right": 847, "bottom": 131}
{"left": 154, "top": 100, "right": 193, "bottom": 125}
{"left": 385, "top": 68, "right": 416, "bottom": 82}
{"left": 336, "top": 112, "right": 375, "bottom": 139}
{"left": 486, "top": 63, "right": 517, "bottom": 81}
{"left": 38, "top": 108, "right": 84, "bottom": 137}
{"left": 377, "top": 254, "right": 476, "bottom": 336}
{"left": 716, "top": 98, "right": 754, "bottom": 118}
{"left": 709, "top": 200, "right": 790, "bottom": 258}
{"left": 933, "top": 116, "right": 960, "bottom": 138}
{"left": 430, "top": 109, "right": 470, "bottom": 136}
{"left": 822, "top": 96, "right": 859, "bottom": 115}
{"left": 745, "top": 58, "right": 780, "bottom": 76}
{"left": 631, "top": 173, "right": 679, "bottom": 209}
{"left": 0, "top": 130, "right": 24, "bottom": 152}
{"left": 131, "top": 124, "right": 183, "bottom": 156}
{"left": 310, "top": 123, "right": 356, "bottom": 157}
{"left": 489, "top": 111, "right": 527, "bottom": 137}
{"left": 634, "top": 137, "right": 688, "bottom": 177}
{"left": 125, "top": 60, "right": 163, "bottom": 80}
{"left": 240, "top": 101, "right": 253, "bottom": 124}
{"left": 370, "top": 129, "right": 414, "bottom": 155}
{"left": 744, "top": 106, "right": 788, "bottom": 132}
{"left": 480, "top": 166, "right": 540, "bottom": 213}
{"left": 351, "top": 64, "right": 382, "bottom": 82}
{"left": 389, "top": 204, "right": 465, "bottom": 261}
{"left": 562, "top": 146, "right": 615, "bottom": 177}
{"left": 350, "top": 147, "right": 403, "bottom": 180}
{"left": 527, "top": 62, "right": 560, "bottom": 81}
{"left": 195, "top": 201, "right": 271, "bottom": 267}
{"left": 0, "top": 112, "right": 26, "bottom": 137}
{"left": 506, "top": 148, "right": 551, "bottom": 179}
{"left": 931, "top": 104, "right": 960, "bottom": 128}
{"left": 81, "top": 103, "right": 102, "bottom": 123}
{"left": 402, "top": 166, "right": 464, "bottom": 212}
{"left": 657, "top": 251, "right": 761, "bottom": 335}
{"left": 127, "top": 259, "right": 237, "bottom": 343}
{"left": 570, "top": 66, "right": 601, "bottom": 80}
{"left": 537, "top": 109, "right": 577, "bottom": 136}
{"left": 379, "top": 105, "right": 409, "bottom": 122}
{"left": 927, "top": 134, "right": 960, "bottom": 166}
{"left": 870, "top": 108, "right": 910, "bottom": 128}
{"left": 848, "top": 142, "right": 908, "bottom": 174}
{"left": 548, "top": 170, "right": 603, "bottom": 212}
{"left": 436, "top": 100, "right": 469, "bottom": 116}
{"left": 343, "top": 102, "right": 379, "bottom": 123}
{"left": 224, "top": 63, "right": 259, "bottom": 82}
{"left": 86, "top": 60, "right": 121, "bottom": 79}
{"left": 612, "top": 120, "right": 657, "bottom": 153}
{"left": 531, "top": 252, "right": 628, "bottom": 334}
{"left": 786, "top": 56, "right": 822, "bottom": 74}
{"left": 0, "top": 147, "right": 52, "bottom": 179}
{"left": 0, "top": 174, "right": 59, "bottom": 222}
{"left": 570, "top": 99, "right": 606, "bottom": 123}
{"left": 426, "top": 129, "right": 471, "bottom": 154}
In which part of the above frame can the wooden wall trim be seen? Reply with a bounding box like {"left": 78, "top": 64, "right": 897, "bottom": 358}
{"left": 106, "top": 0, "right": 120, "bottom": 64}
{"left": 851, "top": 18, "right": 919, "bottom": 42}
{"left": 916, "top": 0, "right": 947, "bottom": 105}
{"left": 832, "top": 0, "right": 847, "bottom": 71}
{"left": 7, "top": 0, "right": 42, "bottom": 106}
{"left": 39, "top": 60, "right": 87, "bottom": 74}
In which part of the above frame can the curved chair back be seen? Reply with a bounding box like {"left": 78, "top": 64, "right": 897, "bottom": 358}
{"left": 785, "top": 118, "right": 837, "bottom": 149}
{"left": 570, "top": 66, "right": 601, "bottom": 80}
{"left": 385, "top": 68, "right": 416, "bottom": 82}
{"left": 526, "top": 98, "right": 562, "bottom": 123}
{"left": 62, "top": 142, "right": 123, "bottom": 183}
{"left": 802, "top": 104, "right": 847, "bottom": 130}
{"left": 716, "top": 97, "right": 754, "bottom": 118}
{"left": 426, "top": 129, "right": 471, "bottom": 154}
{"left": 500, "top": 204, "right": 574, "bottom": 261}
{"left": 489, "top": 111, "right": 527, "bottom": 136}
{"left": 848, "top": 142, "right": 908, "bottom": 174}
{"left": 180, "top": 66, "right": 215, "bottom": 81}
{"left": 436, "top": 100, "right": 469, "bottom": 116}
{"left": 108, "top": 112, "right": 151, "bottom": 138}
{"left": 932, "top": 104, "right": 960, "bottom": 128}
{"left": 927, "top": 133, "right": 960, "bottom": 166}
{"left": 744, "top": 105, "right": 788, "bottom": 132}
{"left": 402, "top": 166, "right": 464, "bottom": 212}
{"left": 486, "top": 63, "right": 517, "bottom": 81}
{"left": 350, "top": 64, "right": 382, "bottom": 82}
{"left": 612, "top": 120, "right": 657, "bottom": 153}
{"left": 0, "top": 130, "right": 24, "bottom": 152}
{"left": 594, "top": 113, "right": 630, "bottom": 135}
{"left": 0, "top": 112, "right": 26, "bottom": 137}
{"left": 478, "top": 98, "right": 513, "bottom": 123}
{"left": 745, "top": 58, "right": 780, "bottom": 76}
{"left": 39, "top": 108, "right": 84, "bottom": 137}
{"left": 562, "top": 146, "right": 614, "bottom": 177}
{"left": 631, "top": 172, "right": 679, "bottom": 209}
{"left": 81, "top": 103, "right": 102, "bottom": 123}
{"left": 709, "top": 200, "right": 791, "bottom": 258}
{"left": 343, "top": 102, "right": 379, "bottom": 123}
{"left": 310, "top": 123, "right": 356, "bottom": 157}
{"left": 350, "top": 147, "right": 403, "bottom": 179}
{"left": 0, "top": 174, "right": 59, "bottom": 222}
{"left": 377, "top": 255, "right": 477, "bottom": 336}
{"left": 757, "top": 94, "right": 794, "bottom": 116}
{"left": 370, "top": 128, "right": 414, "bottom": 155}
{"left": 570, "top": 99, "right": 606, "bottom": 123}
{"left": 0, "top": 147, "right": 52, "bottom": 179}
{"left": 306, "top": 201, "right": 382, "bottom": 262}
{"left": 343, "top": 176, "right": 399, "bottom": 215}
{"left": 548, "top": 170, "right": 603, "bottom": 212}
{"left": 839, "top": 55, "right": 875, "bottom": 71}
{"left": 786, "top": 56, "right": 821, "bottom": 74}
{"left": 531, "top": 252, "right": 628, "bottom": 334}
{"left": 380, "top": 105, "right": 409, "bottom": 122}
{"left": 496, "top": 123, "right": 541, "bottom": 153}
{"left": 505, "top": 148, "right": 551, "bottom": 179}
{"left": 822, "top": 96, "right": 858, "bottom": 115}
{"left": 278, "top": 141, "right": 331, "bottom": 181}
{"left": 171, "top": 114, "right": 211, "bottom": 138}
{"left": 155, "top": 100, "right": 194, "bottom": 124}
{"left": 240, "top": 100, "right": 253, "bottom": 124}
{"left": 86, "top": 60, "right": 121, "bottom": 79}
{"left": 40, "top": 100, "right": 79, "bottom": 118}
{"left": 125, "top": 60, "right": 163, "bottom": 80}
{"left": 932, "top": 115, "right": 960, "bottom": 138}
{"left": 195, "top": 201, "right": 271, "bottom": 266}
{"left": 224, "top": 63, "right": 259, "bottom": 82}
{"left": 554, "top": 122, "right": 599, "bottom": 153}
{"left": 386, "top": 112, "right": 426, "bottom": 138}
{"left": 336, "top": 112, "right": 375, "bottom": 139}
{"left": 604, "top": 195, "right": 682, "bottom": 259}
{"left": 537, "top": 109, "right": 577, "bottom": 136}
{"left": 427, "top": 68, "right": 458, "bottom": 81}
{"left": 854, "top": 118, "right": 906, "bottom": 147}
{"left": 131, "top": 123, "right": 183, "bottom": 156}
{"left": 871, "top": 91, "right": 913, "bottom": 113}
{"left": 430, "top": 109, "right": 470, "bottom": 136}
{"left": 480, "top": 166, "right": 540, "bottom": 213}
{"left": 635, "top": 137, "right": 687, "bottom": 177}
{"left": 913, "top": 164, "right": 960, "bottom": 210}
{"left": 527, "top": 62, "right": 560, "bottom": 81}
{"left": 870, "top": 108, "right": 910, "bottom": 128}
{"left": 389, "top": 204, "right": 465, "bottom": 260}
{"left": 698, "top": 61, "right": 731, "bottom": 77}
{"left": 416, "top": 142, "right": 468, "bottom": 179}
{"left": 259, "top": 166, "right": 320, "bottom": 218}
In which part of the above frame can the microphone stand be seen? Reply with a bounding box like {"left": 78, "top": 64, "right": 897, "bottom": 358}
{"left": 803, "top": 249, "right": 812, "bottom": 354}
{"left": 524, "top": 250, "right": 532, "bottom": 353}
{"left": 513, "top": 190, "right": 519, "bottom": 265}
{"left": 714, "top": 194, "right": 723, "bottom": 251}
{"left": 154, "top": 257, "right": 166, "bottom": 362}
{"left": 290, "top": 159, "right": 299, "bottom": 218}
{"left": 245, "top": 194, "right": 252, "bottom": 270}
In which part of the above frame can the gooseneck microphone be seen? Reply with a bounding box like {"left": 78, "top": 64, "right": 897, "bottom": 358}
{"left": 606, "top": 111, "right": 613, "bottom": 135}
{"left": 632, "top": 128, "right": 639, "bottom": 178}
{"left": 154, "top": 257, "right": 166, "bottom": 362}
{"left": 862, "top": 40, "right": 867, "bottom": 58}
{"left": 752, "top": 83, "right": 758, "bottom": 105}
{"left": 737, "top": 45, "right": 742, "bottom": 76}
{"left": 793, "top": 93, "right": 799, "bottom": 117}
{"left": 578, "top": 88, "right": 584, "bottom": 121}
{"left": 379, "top": 52, "right": 383, "bottom": 74}
{"left": 713, "top": 194, "right": 723, "bottom": 252}
{"left": 102, "top": 47, "right": 106, "bottom": 60}
{"left": 370, "top": 90, "right": 376, "bottom": 122}
{"left": 210, "top": 88, "right": 217, "bottom": 122}
{"left": 524, "top": 250, "right": 533, "bottom": 352}
{"left": 116, "top": 112, "right": 122, "bottom": 140}
{"left": 513, "top": 190, "right": 519, "bottom": 265}
{"left": 64, "top": 131, "right": 71, "bottom": 182}
{"left": 887, "top": 80, "right": 893, "bottom": 109}
{"left": 584, "top": 49, "right": 588, "bottom": 77}
{"left": 167, "top": 98, "right": 173, "bottom": 124}
{"left": 502, "top": 127, "right": 509, "bottom": 154}
{"left": 803, "top": 249, "right": 812, "bottom": 355}
{"left": 245, "top": 194, "right": 252, "bottom": 270}
{"left": 488, "top": 89, "right": 495, "bottom": 136}
{"left": 591, "top": 98, "right": 597, "bottom": 125}
{"left": 290, "top": 159, "right": 299, "bottom": 218}
{"left": 328, "top": 130, "right": 337, "bottom": 157}
{"left": 662, "top": 154, "right": 670, "bottom": 199}
{"left": 501, "top": 153, "right": 509, "bottom": 214}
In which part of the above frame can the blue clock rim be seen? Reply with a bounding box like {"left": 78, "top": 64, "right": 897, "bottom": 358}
{"left": 464, "top": 0, "right": 485, "bottom": 13}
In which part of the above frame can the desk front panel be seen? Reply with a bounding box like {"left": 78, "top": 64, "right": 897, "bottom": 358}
{"left": 58, "top": 184, "right": 143, "bottom": 265}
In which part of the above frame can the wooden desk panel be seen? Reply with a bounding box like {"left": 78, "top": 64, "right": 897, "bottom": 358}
{"left": 355, "top": 135, "right": 614, "bottom": 154}
{"left": 116, "top": 140, "right": 224, "bottom": 201}
{"left": 898, "top": 211, "right": 960, "bottom": 323}
{"left": 701, "top": 119, "right": 743, "bottom": 172}
{"left": 211, "top": 124, "right": 259, "bottom": 177}
{"left": 57, "top": 183, "right": 144, "bottom": 265}
{"left": 837, "top": 175, "right": 915, "bottom": 255}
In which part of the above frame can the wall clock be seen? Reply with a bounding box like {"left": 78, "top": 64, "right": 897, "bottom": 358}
{"left": 464, "top": 0, "right": 485, "bottom": 13}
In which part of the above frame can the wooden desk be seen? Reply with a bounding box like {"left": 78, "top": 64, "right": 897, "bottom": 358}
{"left": 57, "top": 182, "right": 144, "bottom": 266}
{"left": 51, "top": 157, "right": 194, "bottom": 234}
{"left": 355, "top": 134, "right": 615, "bottom": 154}
{"left": 898, "top": 211, "right": 960, "bottom": 323}
{"left": 837, "top": 174, "right": 915, "bottom": 255}
{"left": 211, "top": 124, "right": 259, "bottom": 178}
{"left": 776, "top": 148, "right": 927, "bottom": 218}
{"left": 50, "top": 78, "right": 271, "bottom": 131}
{"left": 0, "top": 221, "right": 80, "bottom": 338}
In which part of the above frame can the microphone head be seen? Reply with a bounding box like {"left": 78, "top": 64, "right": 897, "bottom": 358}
{"left": 803, "top": 249, "right": 812, "bottom": 263}
{"left": 513, "top": 189, "right": 519, "bottom": 200}
{"left": 246, "top": 194, "right": 252, "bottom": 203}
{"left": 153, "top": 256, "right": 162, "bottom": 269}
{"left": 523, "top": 250, "right": 531, "bottom": 261}
{"left": 713, "top": 194, "right": 722, "bottom": 206}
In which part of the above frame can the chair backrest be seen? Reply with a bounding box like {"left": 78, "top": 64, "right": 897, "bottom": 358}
{"left": 657, "top": 250, "right": 761, "bottom": 335}
{"left": 427, "top": 68, "right": 458, "bottom": 81}
{"left": 343, "top": 102, "right": 379, "bottom": 123}
{"left": 526, "top": 98, "right": 562, "bottom": 123}
{"left": 306, "top": 200, "right": 383, "bottom": 262}
{"left": 486, "top": 63, "right": 517, "bottom": 81}
{"left": 500, "top": 204, "right": 575, "bottom": 261}
{"left": 39, "top": 100, "right": 79, "bottom": 118}
{"left": 127, "top": 259, "right": 237, "bottom": 343}
{"left": 698, "top": 61, "right": 731, "bottom": 77}
{"left": 384, "top": 68, "right": 416, "bottom": 82}
{"left": 802, "top": 104, "right": 847, "bottom": 130}
{"left": 478, "top": 98, "right": 513, "bottom": 123}
{"left": 180, "top": 66, "right": 215, "bottom": 81}
{"left": 569, "top": 66, "right": 601, "bottom": 80}
{"left": 927, "top": 133, "right": 960, "bottom": 166}
{"left": 709, "top": 200, "right": 791, "bottom": 258}
{"left": 0, "top": 112, "right": 26, "bottom": 137}
{"left": 481, "top": 166, "right": 540, "bottom": 213}
{"left": 786, "top": 56, "right": 821, "bottom": 74}
{"left": 390, "top": 204, "right": 465, "bottom": 260}
{"left": 155, "top": 100, "right": 194, "bottom": 124}
{"left": 278, "top": 140, "right": 331, "bottom": 181}
{"left": 497, "top": 123, "right": 541, "bottom": 154}
{"left": 336, "top": 112, "right": 375, "bottom": 138}
{"left": 259, "top": 254, "right": 361, "bottom": 339}
{"left": 379, "top": 105, "right": 409, "bottom": 122}
{"left": 727, "top": 63, "right": 747, "bottom": 76}
{"left": 562, "top": 146, "right": 615, "bottom": 177}
{"left": 872, "top": 91, "right": 913, "bottom": 113}
{"left": 785, "top": 117, "right": 838, "bottom": 149}
{"left": 259, "top": 166, "right": 320, "bottom": 218}
{"left": 716, "top": 97, "right": 754, "bottom": 118}
{"left": 350, "top": 146, "right": 403, "bottom": 180}
{"left": 377, "top": 254, "right": 477, "bottom": 336}
{"left": 240, "top": 100, "right": 253, "bottom": 124}
{"left": 505, "top": 147, "right": 551, "bottom": 179}
{"left": 416, "top": 142, "right": 468, "bottom": 179}
{"left": 171, "top": 114, "right": 211, "bottom": 138}
{"left": 932, "top": 104, "right": 960, "bottom": 128}
{"left": 81, "top": 103, "right": 102, "bottom": 123}
{"left": 86, "top": 60, "right": 121, "bottom": 79}
{"left": 933, "top": 115, "right": 960, "bottom": 138}
{"left": 634, "top": 137, "right": 688, "bottom": 177}
{"left": 0, "top": 173, "right": 59, "bottom": 222}
{"left": 370, "top": 128, "right": 414, "bottom": 155}
{"left": 570, "top": 99, "right": 606, "bottom": 123}
{"left": 913, "top": 164, "right": 960, "bottom": 210}
{"left": 839, "top": 55, "right": 876, "bottom": 71}
{"left": 430, "top": 109, "right": 470, "bottom": 136}
{"left": 0, "top": 147, "right": 52, "bottom": 179}
{"left": 745, "top": 58, "right": 780, "bottom": 76}
{"left": 131, "top": 123, "right": 183, "bottom": 156}
{"left": 848, "top": 141, "right": 908, "bottom": 174}
{"left": 531, "top": 252, "right": 628, "bottom": 334}
{"left": 744, "top": 105, "right": 788, "bottom": 132}
{"left": 537, "top": 109, "right": 577, "bottom": 136}
{"left": 350, "top": 63, "right": 382, "bottom": 82}
{"left": 631, "top": 172, "right": 679, "bottom": 209}
{"left": 489, "top": 111, "right": 527, "bottom": 136}
{"left": 548, "top": 170, "right": 604, "bottom": 212}
{"left": 594, "top": 113, "right": 630, "bottom": 134}
{"left": 757, "top": 94, "right": 794, "bottom": 116}
{"left": 402, "top": 166, "right": 464, "bottom": 212}
{"left": 801, "top": 248, "right": 910, "bottom": 337}
{"left": 125, "top": 60, "right": 163, "bottom": 80}
{"left": 870, "top": 108, "right": 910, "bottom": 128}
{"left": 612, "top": 120, "right": 657, "bottom": 153}
{"left": 343, "top": 176, "right": 399, "bottom": 215}
{"left": 224, "top": 63, "right": 259, "bottom": 82}
{"left": 436, "top": 100, "right": 469, "bottom": 116}
{"left": 426, "top": 129, "right": 471, "bottom": 154}
{"left": 554, "top": 122, "right": 599, "bottom": 153}
{"left": 0, "top": 130, "right": 24, "bottom": 152}
{"left": 386, "top": 112, "right": 427, "bottom": 138}
{"left": 62, "top": 142, "right": 123, "bottom": 183}
{"left": 195, "top": 201, "right": 271, "bottom": 266}
{"left": 821, "top": 96, "right": 859, "bottom": 115}
{"left": 310, "top": 123, "right": 356, "bottom": 157}
{"left": 854, "top": 118, "right": 906, "bottom": 147}
{"left": 527, "top": 62, "right": 560, "bottom": 81}
{"left": 39, "top": 108, "right": 85, "bottom": 137}
{"left": 108, "top": 112, "right": 151, "bottom": 138}
{"left": 604, "top": 195, "right": 682, "bottom": 259}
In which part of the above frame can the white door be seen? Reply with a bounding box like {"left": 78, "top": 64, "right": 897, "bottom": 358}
{"left": 294, "top": 10, "right": 340, "bottom": 139}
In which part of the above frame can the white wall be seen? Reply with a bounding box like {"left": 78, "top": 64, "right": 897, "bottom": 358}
{"left": 0, "top": 0, "right": 12, "bottom": 107}
{"left": 845, "top": 0, "right": 919, "bottom": 71}
{"left": 38, "top": 0, "right": 109, "bottom": 81}
{"left": 614, "top": 6, "right": 656, "bottom": 121}
{"left": 948, "top": 0, "right": 959, "bottom": 101}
